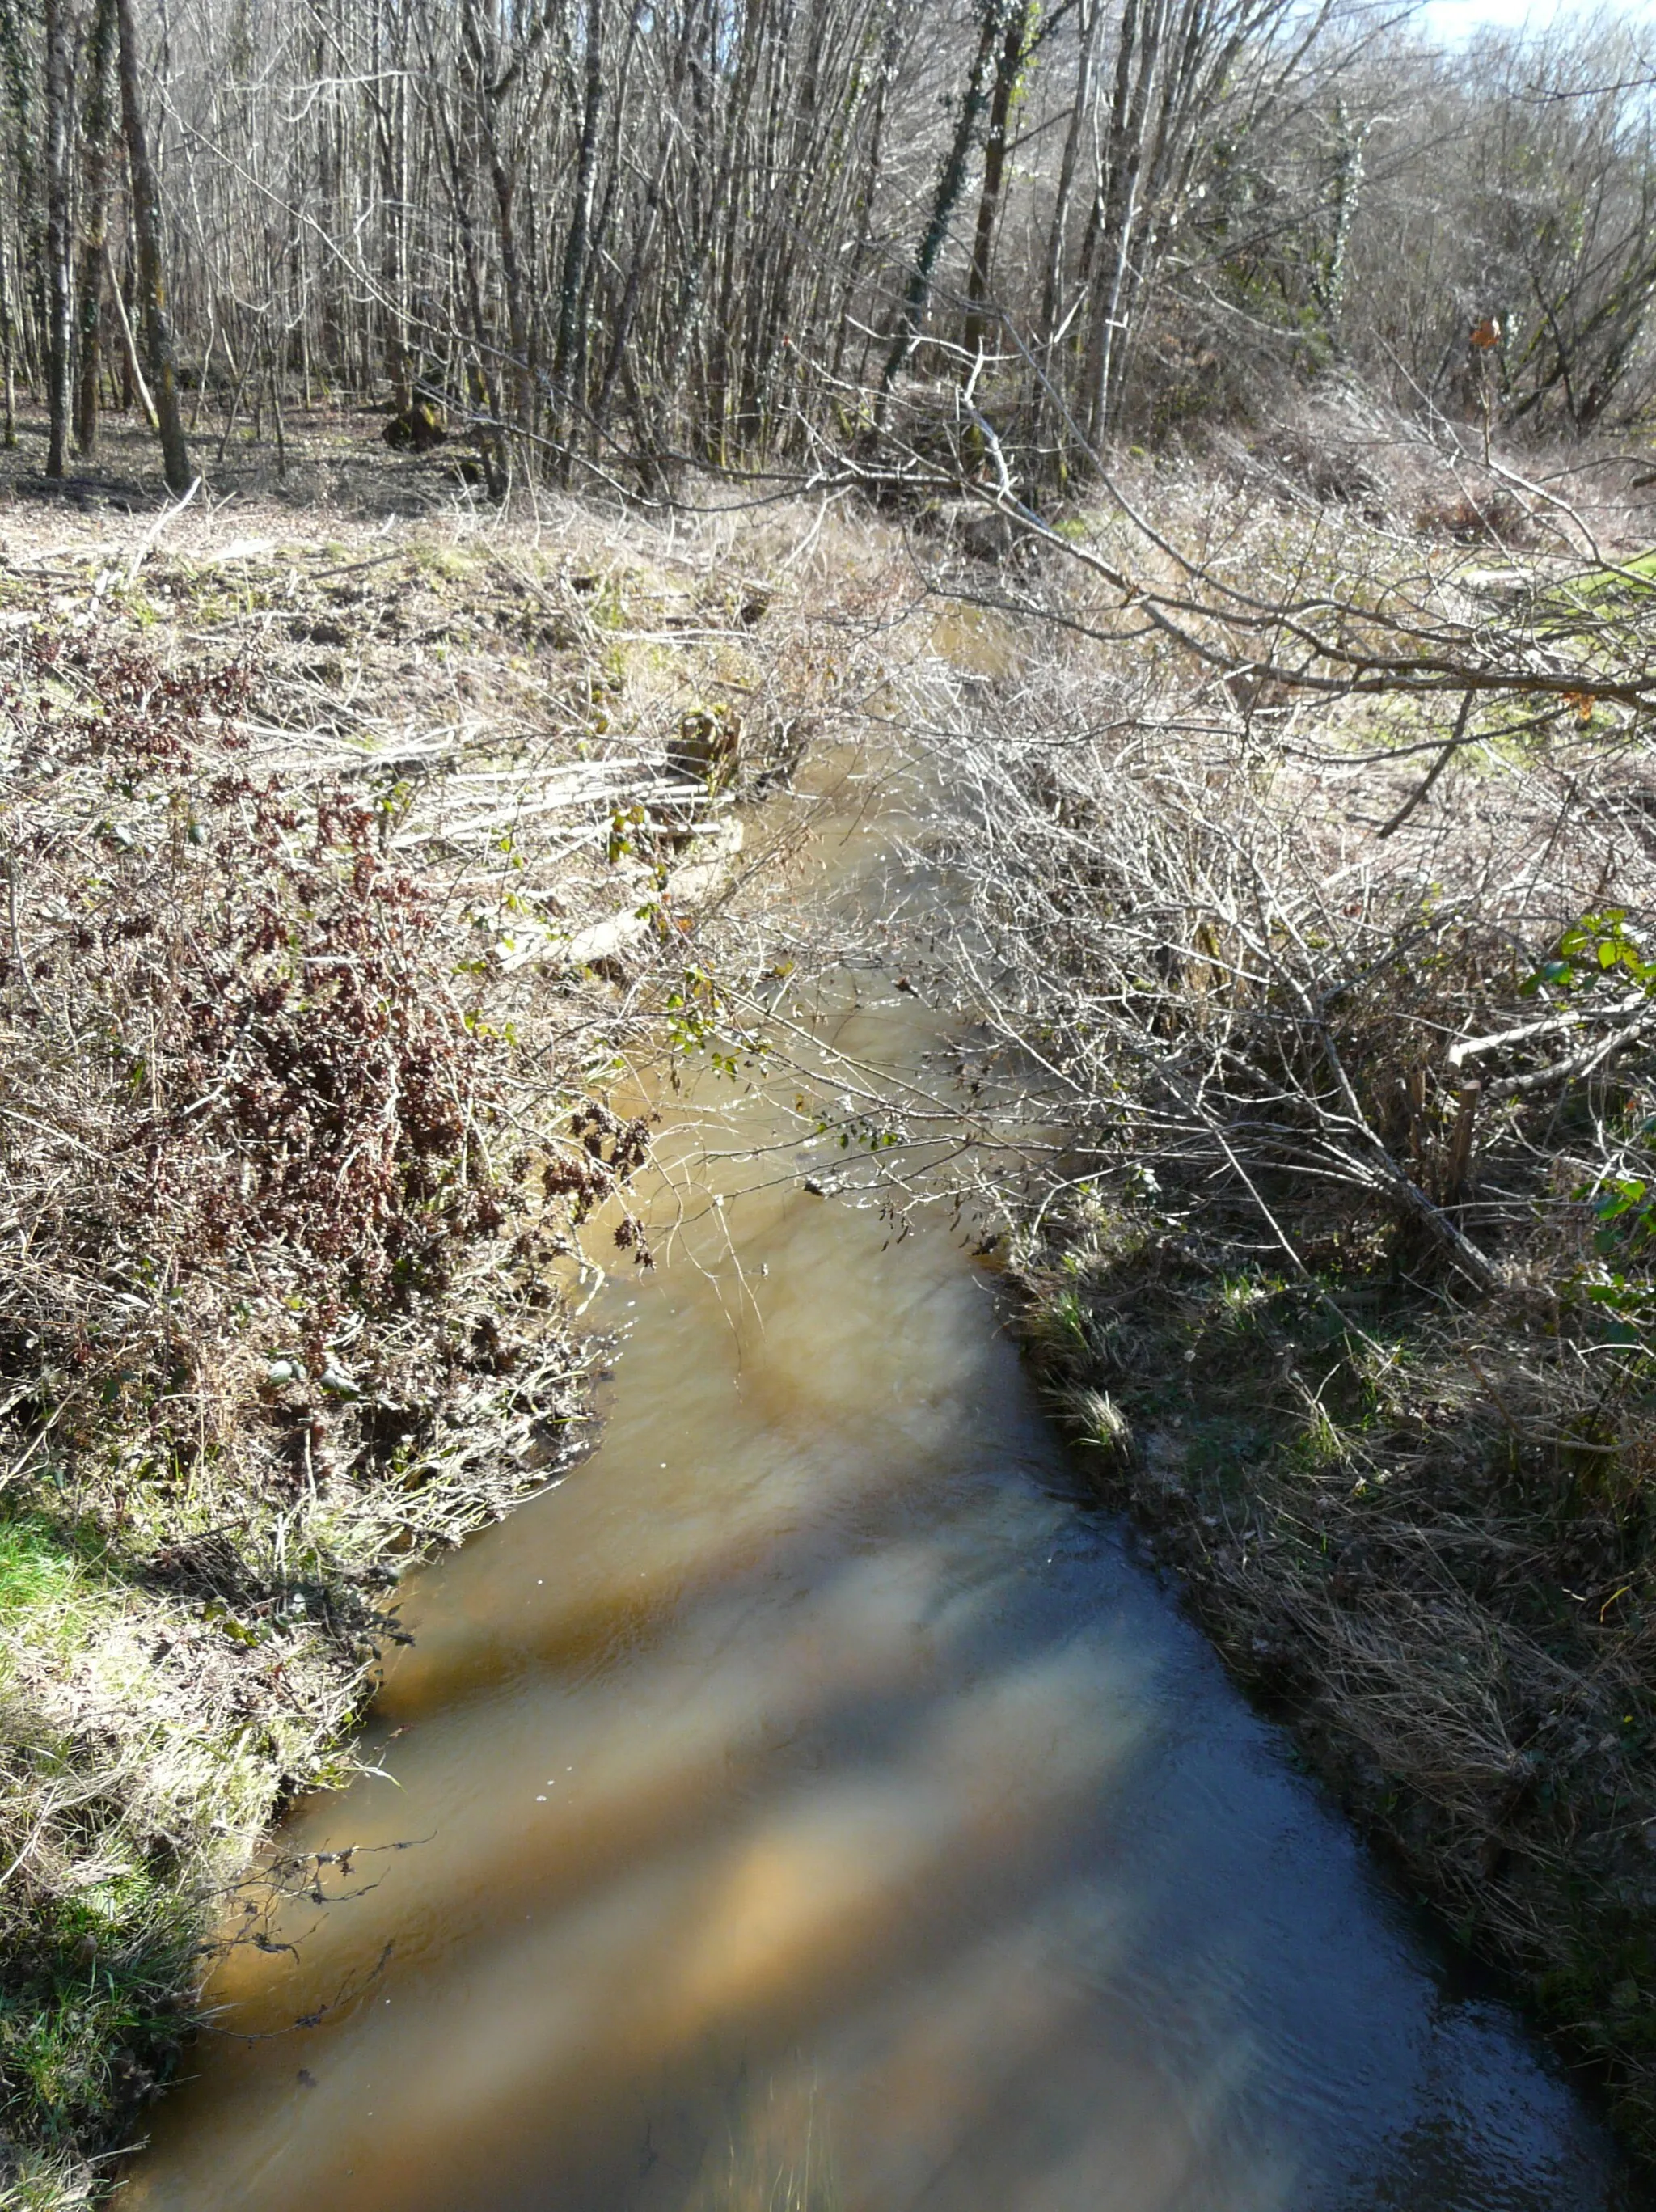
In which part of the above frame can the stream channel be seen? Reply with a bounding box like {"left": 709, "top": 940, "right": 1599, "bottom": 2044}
{"left": 127, "top": 700, "right": 1648, "bottom": 2212}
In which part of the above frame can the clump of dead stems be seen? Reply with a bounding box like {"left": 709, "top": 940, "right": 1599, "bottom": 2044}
{"left": 910, "top": 531, "right": 1656, "bottom": 2156}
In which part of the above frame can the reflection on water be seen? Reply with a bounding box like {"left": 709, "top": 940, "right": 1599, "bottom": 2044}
{"left": 125, "top": 768, "right": 1644, "bottom": 2212}
{"left": 679, "top": 2075, "right": 839, "bottom": 2212}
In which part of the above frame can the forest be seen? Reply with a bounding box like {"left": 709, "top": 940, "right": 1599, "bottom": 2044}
{"left": 2, "top": 1, "right": 1656, "bottom": 2208}
{"left": 3, "top": 0, "right": 1656, "bottom": 490}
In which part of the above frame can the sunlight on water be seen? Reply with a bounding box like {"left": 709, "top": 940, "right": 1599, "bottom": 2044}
{"left": 682, "top": 2077, "right": 839, "bottom": 2212}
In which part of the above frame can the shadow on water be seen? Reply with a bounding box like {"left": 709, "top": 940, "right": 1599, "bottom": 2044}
{"left": 124, "top": 742, "right": 1650, "bottom": 2212}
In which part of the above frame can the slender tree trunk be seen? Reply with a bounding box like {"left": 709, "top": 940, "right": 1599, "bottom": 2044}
{"left": 116, "top": 0, "right": 193, "bottom": 491}
{"left": 594, "top": 118, "right": 672, "bottom": 435}
{"left": 436, "top": 100, "right": 507, "bottom": 500}
{"left": 488, "top": 146, "right": 531, "bottom": 423}
{"left": 367, "top": 0, "right": 410, "bottom": 413}
{"left": 838, "top": 0, "right": 906, "bottom": 387}
{"left": 881, "top": 0, "right": 1010, "bottom": 395}
{"left": 43, "top": 0, "right": 73, "bottom": 478}
{"left": 118, "top": 241, "right": 135, "bottom": 411}
{"left": 555, "top": 0, "right": 605, "bottom": 433}
{"left": 1038, "top": 0, "right": 1102, "bottom": 346}
{"left": 1087, "top": 0, "right": 1166, "bottom": 438}
{"left": 1027, "top": 0, "right": 1104, "bottom": 477}
{"left": 75, "top": 0, "right": 119, "bottom": 455}
{"left": 104, "top": 239, "right": 158, "bottom": 427}
{"left": 1318, "top": 97, "right": 1367, "bottom": 358}
{"left": 461, "top": 0, "right": 533, "bottom": 434}
{"left": 578, "top": 0, "right": 649, "bottom": 394}
{"left": 962, "top": 0, "right": 1032, "bottom": 365}
{"left": 0, "top": 245, "right": 18, "bottom": 450}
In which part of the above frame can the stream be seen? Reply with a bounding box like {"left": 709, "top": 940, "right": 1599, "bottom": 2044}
{"left": 125, "top": 719, "right": 1647, "bottom": 2212}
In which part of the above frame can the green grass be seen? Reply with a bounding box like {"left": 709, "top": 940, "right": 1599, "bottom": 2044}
{"left": 0, "top": 1519, "right": 137, "bottom": 1691}
{"left": 0, "top": 1516, "right": 198, "bottom": 2165}
{"left": 0, "top": 1524, "right": 84, "bottom": 1628}
{"left": 0, "top": 1876, "right": 193, "bottom": 2155}
{"left": 1564, "top": 546, "right": 1656, "bottom": 601}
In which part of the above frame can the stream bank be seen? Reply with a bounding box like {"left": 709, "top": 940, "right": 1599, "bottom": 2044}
{"left": 1024, "top": 1202, "right": 1656, "bottom": 2176}
{"left": 115, "top": 698, "right": 1648, "bottom": 2212}
{"left": 0, "top": 485, "right": 890, "bottom": 2210}
{"left": 4, "top": 465, "right": 1653, "bottom": 2210}
{"left": 900, "top": 467, "right": 1656, "bottom": 2182}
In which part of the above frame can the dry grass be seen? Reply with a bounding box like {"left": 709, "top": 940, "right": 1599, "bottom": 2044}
{"left": 898, "top": 425, "right": 1656, "bottom": 2166}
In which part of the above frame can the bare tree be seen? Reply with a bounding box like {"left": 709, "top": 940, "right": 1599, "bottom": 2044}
{"left": 74, "top": 0, "right": 116, "bottom": 455}
{"left": 41, "top": 0, "right": 70, "bottom": 476}
{"left": 116, "top": 0, "right": 191, "bottom": 489}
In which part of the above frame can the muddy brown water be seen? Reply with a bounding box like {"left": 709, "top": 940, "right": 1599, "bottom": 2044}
{"left": 126, "top": 730, "right": 1648, "bottom": 2212}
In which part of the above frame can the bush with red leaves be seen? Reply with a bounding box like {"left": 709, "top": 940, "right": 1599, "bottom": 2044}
{"left": 0, "top": 633, "right": 529, "bottom": 1487}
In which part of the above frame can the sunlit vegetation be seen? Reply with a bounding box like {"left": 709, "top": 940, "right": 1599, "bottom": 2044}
{"left": 2, "top": 0, "right": 1656, "bottom": 2193}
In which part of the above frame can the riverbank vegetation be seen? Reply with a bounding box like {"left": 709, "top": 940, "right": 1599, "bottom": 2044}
{"left": 0, "top": 470, "right": 887, "bottom": 2206}
{"left": 2, "top": 0, "right": 1656, "bottom": 2193}
{"left": 906, "top": 415, "right": 1656, "bottom": 2159}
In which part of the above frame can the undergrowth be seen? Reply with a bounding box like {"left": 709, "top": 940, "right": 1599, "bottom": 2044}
{"left": 1026, "top": 1193, "right": 1656, "bottom": 2155}
{"left": 908, "top": 458, "right": 1656, "bottom": 2169}
{"left": 0, "top": 478, "right": 899, "bottom": 2205}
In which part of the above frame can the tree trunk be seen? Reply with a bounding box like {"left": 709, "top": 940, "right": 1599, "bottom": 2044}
{"left": 104, "top": 239, "right": 158, "bottom": 428}
{"left": 555, "top": 0, "right": 605, "bottom": 434}
{"left": 43, "top": 0, "right": 73, "bottom": 478}
{"left": 118, "top": 243, "right": 135, "bottom": 411}
{"left": 838, "top": 0, "right": 906, "bottom": 387}
{"left": 594, "top": 115, "right": 672, "bottom": 436}
{"left": 1037, "top": 0, "right": 1102, "bottom": 347}
{"left": 436, "top": 99, "right": 507, "bottom": 500}
{"left": 0, "top": 244, "right": 17, "bottom": 450}
{"left": 962, "top": 0, "right": 1033, "bottom": 365}
{"left": 1316, "top": 98, "right": 1366, "bottom": 359}
{"left": 1086, "top": 0, "right": 1166, "bottom": 440}
{"left": 461, "top": 0, "right": 534, "bottom": 436}
{"left": 75, "top": 0, "right": 119, "bottom": 456}
{"left": 881, "top": 0, "right": 1010, "bottom": 395}
{"left": 366, "top": 0, "right": 411, "bottom": 414}
{"left": 116, "top": 0, "right": 193, "bottom": 491}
